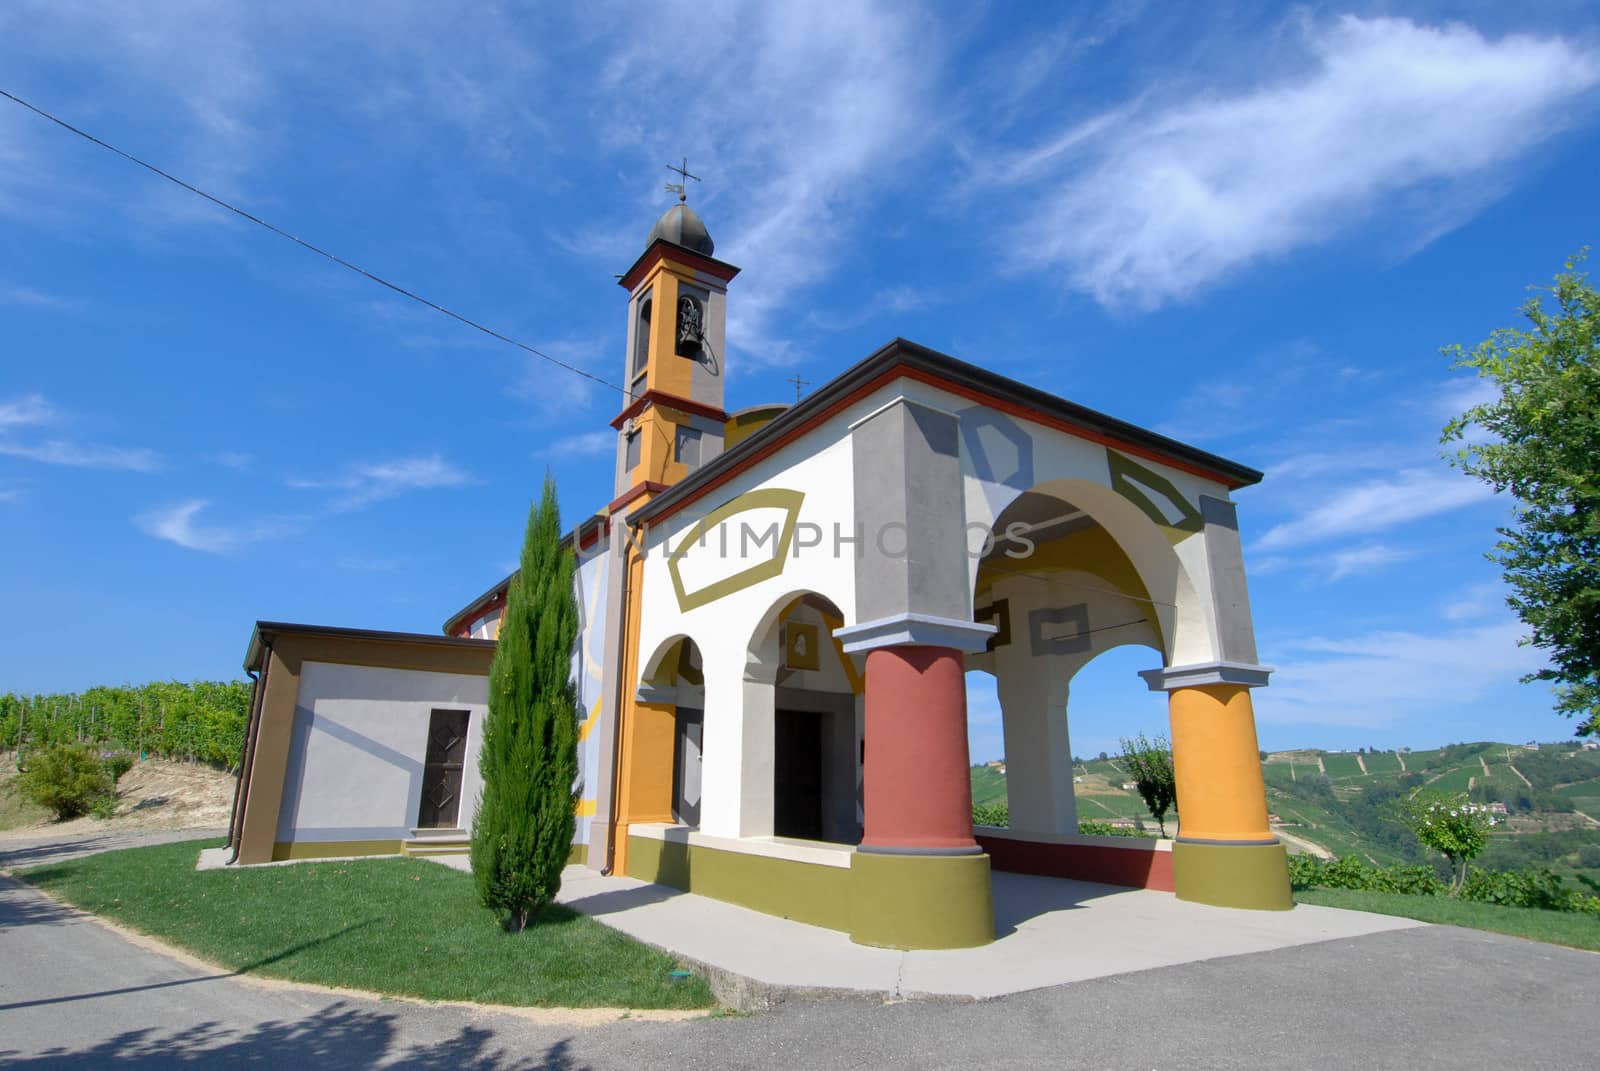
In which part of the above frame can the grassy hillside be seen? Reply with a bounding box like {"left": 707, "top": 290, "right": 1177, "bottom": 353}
{"left": 972, "top": 741, "right": 1600, "bottom": 883}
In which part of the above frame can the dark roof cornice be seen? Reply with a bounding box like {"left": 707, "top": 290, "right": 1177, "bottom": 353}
{"left": 628, "top": 338, "right": 1263, "bottom": 528}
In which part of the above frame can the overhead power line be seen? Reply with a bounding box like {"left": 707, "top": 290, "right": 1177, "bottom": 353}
{"left": 0, "top": 87, "right": 630, "bottom": 399}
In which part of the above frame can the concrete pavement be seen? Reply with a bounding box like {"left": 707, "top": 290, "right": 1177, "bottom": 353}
{"left": 431, "top": 858, "right": 1422, "bottom": 1004}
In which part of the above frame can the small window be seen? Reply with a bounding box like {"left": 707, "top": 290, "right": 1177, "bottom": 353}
{"left": 624, "top": 428, "right": 641, "bottom": 471}
{"left": 674, "top": 425, "right": 703, "bottom": 469}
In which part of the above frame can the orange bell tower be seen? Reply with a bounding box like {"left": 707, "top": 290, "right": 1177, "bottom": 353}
{"left": 594, "top": 182, "right": 739, "bottom": 874}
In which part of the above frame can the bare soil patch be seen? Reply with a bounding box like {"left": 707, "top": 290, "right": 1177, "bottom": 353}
{"left": 0, "top": 756, "right": 235, "bottom": 839}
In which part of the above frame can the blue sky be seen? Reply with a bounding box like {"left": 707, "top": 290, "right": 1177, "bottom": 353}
{"left": 3, "top": 3, "right": 1598, "bottom": 760}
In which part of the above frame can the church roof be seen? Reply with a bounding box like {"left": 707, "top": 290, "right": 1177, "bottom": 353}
{"left": 440, "top": 338, "right": 1264, "bottom": 635}
{"left": 627, "top": 338, "right": 1264, "bottom": 528}
{"left": 646, "top": 203, "right": 715, "bottom": 257}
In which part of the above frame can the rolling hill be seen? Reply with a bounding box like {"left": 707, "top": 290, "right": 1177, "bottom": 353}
{"left": 972, "top": 741, "right": 1600, "bottom": 883}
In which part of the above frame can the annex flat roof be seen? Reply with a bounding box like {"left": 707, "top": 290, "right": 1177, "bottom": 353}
{"left": 245, "top": 621, "right": 495, "bottom": 672}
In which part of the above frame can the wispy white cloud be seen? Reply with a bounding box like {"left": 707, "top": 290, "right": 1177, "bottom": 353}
{"left": 1255, "top": 466, "right": 1493, "bottom": 551}
{"left": 1, "top": 285, "right": 78, "bottom": 308}
{"left": 337, "top": 554, "right": 410, "bottom": 572}
{"left": 1250, "top": 541, "right": 1416, "bottom": 583}
{"left": 0, "top": 392, "right": 161, "bottom": 471}
{"left": 0, "top": 485, "right": 23, "bottom": 504}
{"left": 1260, "top": 619, "right": 1545, "bottom": 728}
{"left": 0, "top": 438, "right": 162, "bottom": 472}
{"left": 1434, "top": 375, "right": 1501, "bottom": 420}
{"left": 591, "top": 0, "right": 940, "bottom": 366}
{"left": 1442, "top": 582, "right": 1506, "bottom": 623}
{"left": 504, "top": 337, "right": 615, "bottom": 413}
{"left": 985, "top": 15, "right": 1600, "bottom": 308}
{"left": 211, "top": 451, "right": 253, "bottom": 470}
{"left": 287, "top": 454, "right": 474, "bottom": 511}
{"left": 0, "top": 393, "right": 53, "bottom": 429}
{"left": 1327, "top": 543, "right": 1413, "bottom": 581}
{"left": 134, "top": 499, "right": 296, "bottom": 554}
{"left": 536, "top": 430, "right": 615, "bottom": 459}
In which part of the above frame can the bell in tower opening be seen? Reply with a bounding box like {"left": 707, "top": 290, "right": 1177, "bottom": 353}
{"left": 677, "top": 292, "right": 704, "bottom": 359}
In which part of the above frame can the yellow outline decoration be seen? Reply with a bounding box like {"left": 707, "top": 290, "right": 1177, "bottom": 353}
{"left": 666, "top": 488, "right": 805, "bottom": 611}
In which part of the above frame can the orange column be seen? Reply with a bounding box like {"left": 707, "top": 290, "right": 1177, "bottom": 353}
{"left": 860, "top": 645, "right": 977, "bottom": 853}
{"left": 1155, "top": 675, "right": 1291, "bottom": 910}
{"left": 1168, "top": 684, "right": 1274, "bottom": 843}
{"left": 611, "top": 546, "right": 677, "bottom": 874}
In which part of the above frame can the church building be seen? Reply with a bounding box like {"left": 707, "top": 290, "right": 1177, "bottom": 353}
{"left": 226, "top": 199, "right": 1292, "bottom": 950}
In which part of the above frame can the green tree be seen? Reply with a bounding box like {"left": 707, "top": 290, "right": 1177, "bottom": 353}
{"left": 1402, "top": 793, "right": 1497, "bottom": 894}
{"left": 1119, "top": 732, "right": 1177, "bottom": 837}
{"left": 470, "top": 477, "right": 581, "bottom": 932}
{"left": 1443, "top": 252, "right": 1600, "bottom": 735}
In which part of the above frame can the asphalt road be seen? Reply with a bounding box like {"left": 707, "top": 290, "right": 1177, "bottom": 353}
{"left": 1, "top": 837, "right": 1595, "bottom": 1069}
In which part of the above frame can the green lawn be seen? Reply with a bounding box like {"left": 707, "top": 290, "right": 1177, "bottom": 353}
{"left": 16, "top": 839, "right": 716, "bottom": 1010}
{"left": 1295, "top": 887, "right": 1600, "bottom": 951}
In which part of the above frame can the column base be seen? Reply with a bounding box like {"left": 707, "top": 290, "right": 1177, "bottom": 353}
{"left": 1172, "top": 839, "right": 1292, "bottom": 911}
{"left": 849, "top": 850, "right": 995, "bottom": 949}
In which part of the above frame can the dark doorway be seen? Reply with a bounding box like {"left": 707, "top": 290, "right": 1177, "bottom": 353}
{"left": 672, "top": 707, "right": 703, "bottom": 827}
{"left": 417, "top": 709, "right": 469, "bottom": 829}
{"left": 774, "top": 709, "right": 823, "bottom": 840}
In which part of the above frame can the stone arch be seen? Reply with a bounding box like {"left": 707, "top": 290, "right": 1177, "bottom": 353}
{"left": 975, "top": 476, "right": 1210, "bottom": 667}
{"left": 969, "top": 476, "right": 1195, "bottom": 836}
{"left": 733, "top": 589, "right": 862, "bottom": 843}
{"left": 635, "top": 634, "right": 707, "bottom": 827}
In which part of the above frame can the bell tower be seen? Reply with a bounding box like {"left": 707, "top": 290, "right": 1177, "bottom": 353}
{"left": 610, "top": 191, "right": 740, "bottom": 506}
{"left": 590, "top": 185, "right": 741, "bottom": 874}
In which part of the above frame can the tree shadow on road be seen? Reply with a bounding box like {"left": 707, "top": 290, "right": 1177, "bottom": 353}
{"left": 0, "top": 1002, "right": 591, "bottom": 1070}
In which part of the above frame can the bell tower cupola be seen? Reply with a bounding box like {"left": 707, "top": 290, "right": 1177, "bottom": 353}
{"left": 610, "top": 171, "right": 740, "bottom": 506}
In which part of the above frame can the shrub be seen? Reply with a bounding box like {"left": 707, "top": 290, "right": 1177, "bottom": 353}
{"left": 89, "top": 794, "right": 119, "bottom": 820}
{"left": 1078, "top": 820, "right": 1153, "bottom": 838}
{"left": 102, "top": 752, "right": 134, "bottom": 783}
{"left": 1291, "top": 853, "right": 1600, "bottom": 916}
{"left": 1460, "top": 867, "right": 1600, "bottom": 915}
{"left": 972, "top": 802, "right": 1009, "bottom": 828}
{"left": 1288, "top": 855, "right": 1443, "bottom": 896}
{"left": 18, "top": 744, "right": 114, "bottom": 820}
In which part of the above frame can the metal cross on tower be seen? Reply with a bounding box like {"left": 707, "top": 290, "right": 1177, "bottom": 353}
{"left": 664, "top": 157, "right": 700, "bottom": 203}
{"left": 787, "top": 373, "right": 810, "bottom": 402}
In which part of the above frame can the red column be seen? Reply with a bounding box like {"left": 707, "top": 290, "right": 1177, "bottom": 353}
{"left": 861, "top": 645, "right": 977, "bottom": 852}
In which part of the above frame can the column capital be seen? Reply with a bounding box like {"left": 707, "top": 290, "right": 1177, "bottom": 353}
{"left": 833, "top": 612, "right": 997, "bottom": 654}
{"left": 1139, "top": 661, "right": 1273, "bottom": 692}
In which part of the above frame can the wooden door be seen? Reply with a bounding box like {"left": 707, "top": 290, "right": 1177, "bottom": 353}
{"left": 417, "top": 709, "right": 469, "bottom": 829}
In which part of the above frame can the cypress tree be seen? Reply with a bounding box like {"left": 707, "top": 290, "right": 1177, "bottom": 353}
{"left": 471, "top": 477, "right": 580, "bottom": 932}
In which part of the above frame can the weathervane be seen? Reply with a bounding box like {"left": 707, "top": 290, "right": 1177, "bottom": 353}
{"left": 664, "top": 157, "right": 700, "bottom": 203}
